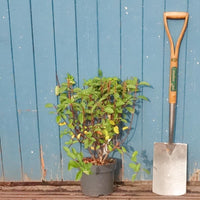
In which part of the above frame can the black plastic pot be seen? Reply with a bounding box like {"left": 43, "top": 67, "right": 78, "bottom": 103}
{"left": 80, "top": 160, "right": 116, "bottom": 196}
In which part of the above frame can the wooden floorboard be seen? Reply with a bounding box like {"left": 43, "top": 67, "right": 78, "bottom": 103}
{"left": 1, "top": 182, "right": 200, "bottom": 200}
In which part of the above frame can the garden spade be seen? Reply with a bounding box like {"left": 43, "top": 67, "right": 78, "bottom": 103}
{"left": 153, "top": 12, "right": 189, "bottom": 196}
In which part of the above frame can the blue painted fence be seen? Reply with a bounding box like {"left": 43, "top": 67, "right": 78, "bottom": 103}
{"left": 0, "top": 0, "right": 200, "bottom": 182}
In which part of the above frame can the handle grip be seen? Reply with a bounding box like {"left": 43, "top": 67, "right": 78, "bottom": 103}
{"left": 164, "top": 12, "right": 189, "bottom": 19}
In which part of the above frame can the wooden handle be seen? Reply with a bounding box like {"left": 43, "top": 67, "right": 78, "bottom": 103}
{"left": 163, "top": 12, "right": 189, "bottom": 104}
{"left": 164, "top": 12, "right": 189, "bottom": 19}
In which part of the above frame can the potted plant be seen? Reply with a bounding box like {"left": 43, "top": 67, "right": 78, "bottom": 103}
{"left": 46, "top": 70, "right": 150, "bottom": 196}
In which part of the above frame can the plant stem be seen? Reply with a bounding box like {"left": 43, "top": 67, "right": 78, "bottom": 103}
{"left": 88, "top": 148, "right": 96, "bottom": 162}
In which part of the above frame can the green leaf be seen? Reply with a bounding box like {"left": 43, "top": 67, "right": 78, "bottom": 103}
{"left": 116, "top": 100, "right": 124, "bottom": 107}
{"left": 73, "top": 88, "right": 81, "bottom": 93}
{"left": 77, "top": 153, "right": 83, "bottom": 162}
{"left": 75, "top": 170, "right": 83, "bottom": 181}
{"left": 78, "top": 112, "right": 84, "bottom": 124}
{"left": 127, "top": 84, "right": 136, "bottom": 89}
{"left": 64, "top": 140, "right": 73, "bottom": 145}
{"left": 68, "top": 160, "right": 79, "bottom": 171}
{"left": 63, "top": 147, "right": 76, "bottom": 159}
{"left": 64, "top": 146, "right": 72, "bottom": 155}
{"left": 98, "top": 69, "right": 103, "bottom": 78}
{"left": 143, "top": 168, "right": 150, "bottom": 175}
{"left": 56, "top": 115, "right": 62, "bottom": 124}
{"left": 61, "top": 114, "right": 67, "bottom": 120}
{"left": 117, "top": 148, "right": 123, "bottom": 155}
{"left": 87, "top": 163, "right": 93, "bottom": 170}
{"left": 135, "top": 163, "right": 141, "bottom": 172}
{"left": 139, "top": 81, "right": 150, "bottom": 86}
{"left": 88, "top": 101, "right": 94, "bottom": 107}
{"left": 68, "top": 123, "right": 74, "bottom": 129}
{"left": 45, "top": 103, "right": 54, "bottom": 108}
{"left": 59, "top": 86, "right": 67, "bottom": 93}
{"left": 96, "top": 145, "right": 100, "bottom": 150}
{"left": 84, "top": 139, "right": 89, "bottom": 149}
{"left": 91, "top": 104, "right": 97, "bottom": 113}
{"left": 132, "top": 174, "right": 137, "bottom": 182}
{"left": 121, "top": 146, "right": 127, "bottom": 153}
{"left": 48, "top": 111, "right": 55, "bottom": 114}
{"left": 131, "top": 151, "right": 138, "bottom": 162}
{"left": 83, "top": 169, "right": 91, "bottom": 175}
{"left": 63, "top": 146, "right": 70, "bottom": 153}
{"left": 109, "top": 120, "right": 115, "bottom": 125}
{"left": 126, "top": 107, "right": 135, "bottom": 114}
{"left": 114, "top": 93, "right": 120, "bottom": 99}
{"left": 65, "top": 109, "right": 72, "bottom": 115}
{"left": 85, "top": 109, "right": 92, "bottom": 114}
{"left": 68, "top": 152, "right": 76, "bottom": 160}
{"left": 129, "top": 163, "right": 140, "bottom": 173}
{"left": 121, "top": 118, "right": 128, "bottom": 123}
{"left": 88, "top": 139, "right": 95, "bottom": 148}
{"left": 105, "top": 106, "right": 114, "bottom": 114}
{"left": 129, "top": 163, "right": 137, "bottom": 171}
{"left": 72, "top": 148, "right": 77, "bottom": 155}
{"left": 108, "top": 145, "right": 113, "bottom": 152}
{"left": 138, "top": 95, "right": 149, "bottom": 101}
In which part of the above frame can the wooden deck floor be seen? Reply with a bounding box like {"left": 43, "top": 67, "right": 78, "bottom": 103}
{"left": 1, "top": 181, "right": 200, "bottom": 200}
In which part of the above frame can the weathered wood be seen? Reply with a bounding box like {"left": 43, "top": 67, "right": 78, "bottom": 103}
{"left": 0, "top": 181, "right": 200, "bottom": 199}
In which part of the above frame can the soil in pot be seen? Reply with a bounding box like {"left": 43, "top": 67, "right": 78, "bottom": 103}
{"left": 81, "top": 158, "right": 116, "bottom": 197}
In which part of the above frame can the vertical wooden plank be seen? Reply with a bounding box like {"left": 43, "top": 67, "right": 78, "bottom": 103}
{"left": 121, "top": 0, "right": 143, "bottom": 80}
{"left": 0, "top": 0, "right": 23, "bottom": 181}
{"left": 8, "top": 0, "right": 41, "bottom": 180}
{"left": 50, "top": 0, "right": 63, "bottom": 180}
{"left": 120, "top": 0, "right": 143, "bottom": 180}
{"left": 30, "top": 0, "right": 61, "bottom": 181}
{"left": 163, "top": 0, "right": 188, "bottom": 144}
{"left": 75, "top": 0, "right": 99, "bottom": 84}
{"left": 53, "top": 0, "right": 78, "bottom": 180}
{"left": 98, "top": 0, "right": 120, "bottom": 77}
{"left": 53, "top": 0, "right": 78, "bottom": 83}
{"left": 142, "top": 0, "right": 165, "bottom": 180}
{"left": 183, "top": 0, "right": 200, "bottom": 180}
